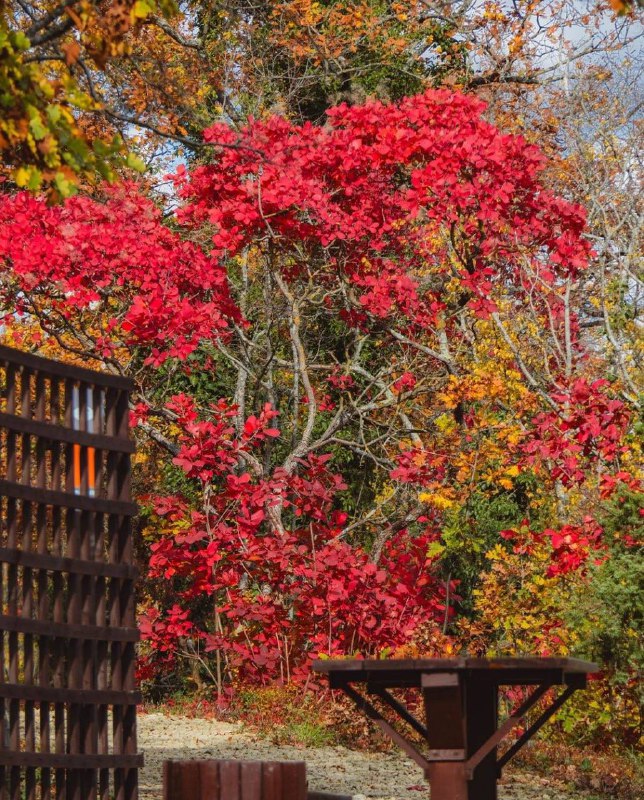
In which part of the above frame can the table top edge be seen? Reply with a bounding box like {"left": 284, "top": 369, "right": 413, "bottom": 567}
{"left": 311, "top": 657, "right": 599, "bottom": 675}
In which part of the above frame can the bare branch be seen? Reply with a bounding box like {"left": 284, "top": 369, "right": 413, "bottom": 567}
{"left": 272, "top": 271, "right": 319, "bottom": 472}
{"left": 144, "top": 14, "right": 202, "bottom": 50}
{"left": 135, "top": 420, "right": 179, "bottom": 456}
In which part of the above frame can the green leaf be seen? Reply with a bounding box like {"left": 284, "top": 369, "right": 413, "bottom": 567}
{"left": 12, "top": 31, "right": 30, "bottom": 51}
{"left": 46, "top": 105, "right": 62, "bottom": 124}
{"left": 62, "top": 151, "right": 81, "bottom": 171}
{"left": 28, "top": 169, "right": 43, "bottom": 191}
{"left": 14, "top": 166, "right": 42, "bottom": 191}
{"left": 64, "top": 83, "right": 95, "bottom": 111}
{"left": 92, "top": 139, "right": 110, "bottom": 156}
{"left": 126, "top": 152, "right": 147, "bottom": 173}
{"left": 54, "top": 171, "right": 76, "bottom": 197}
{"left": 158, "top": 0, "right": 179, "bottom": 16}
{"left": 28, "top": 114, "right": 48, "bottom": 141}
{"left": 133, "top": 0, "right": 154, "bottom": 19}
{"left": 66, "top": 135, "right": 90, "bottom": 161}
{"left": 427, "top": 540, "right": 445, "bottom": 558}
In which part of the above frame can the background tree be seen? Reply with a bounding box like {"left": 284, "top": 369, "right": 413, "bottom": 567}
{"left": 0, "top": 0, "right": 213, "bottom": 194}
{"left": 3, "top": 1, "right": 641, "bottom": 189}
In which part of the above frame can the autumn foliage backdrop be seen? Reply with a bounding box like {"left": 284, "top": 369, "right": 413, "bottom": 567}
{"left": 0, "top": 0, "right": 642, "bottom": 767}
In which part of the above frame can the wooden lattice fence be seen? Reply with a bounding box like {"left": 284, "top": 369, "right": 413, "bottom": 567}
{"left": 0, "top": 345, "right": 141, "bottom": 800}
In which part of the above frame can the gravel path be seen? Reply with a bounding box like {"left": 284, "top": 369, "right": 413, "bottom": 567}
{"left": 139, "top": 712, "right": 590, "bottom": 799}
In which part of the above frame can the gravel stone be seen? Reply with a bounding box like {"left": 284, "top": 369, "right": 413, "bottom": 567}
{"left": 138, "top": 712, "right": 591, "bottom": 799}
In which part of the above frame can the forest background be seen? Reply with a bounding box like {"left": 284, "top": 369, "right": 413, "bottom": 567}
{"left": 0, "top": 1, "right": 642, "bottom": 796}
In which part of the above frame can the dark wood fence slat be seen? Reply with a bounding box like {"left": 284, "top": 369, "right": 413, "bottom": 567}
{"left": 35, "top": 372, "right": 52, "bottom": 800}
{"left": 181, "top": 761, "right": 203, "bottom": 796}
{"left": 240, "top": 762, "right": 262, "bottom": 800}
{"left": 200, "top": 760, "right": 221, "bottom": 798}
{"left": 0, "top": 614, "right": 139, "bottom": 642}
{"left": 0, "top": 753, "right": 143, "bottom": 769}
{"left": 262, "top": 762, "right": 283, "bottom": 800}
{"left": 66, "top": 378, "right": 83, "bottom": 800}
{"left": 0, "top": 683, "right": 141, "bottom": 705}
{"left": 0, "top": 410, "right": 134, "bottom": 453}
{"left": 0, "top": 546, "right": 138, "bottom": 579}
{"left": 281, "top": 763, "right": 306, "bottom": 800}
{"left": 163, "top": 762, "right": 184, "bottom": 800}
{"left": 0, "top": 346, "right": 134, "bottom": 390}
{"left": 0, "top": 479, "right": 137, "bottom": 516}
{"left": 220, "top": 761, "right": 241, "bottom": 800}
{"left": 19, "top": 369, "right": 35, "bottom": 798}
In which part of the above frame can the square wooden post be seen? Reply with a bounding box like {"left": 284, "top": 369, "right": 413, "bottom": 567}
{"left": 422, "top": 673, "right": 498, "bottom": 800}
{"left": 464, "top": 678, "right": 498, "bottom": 800}
{"left": 422, "top": 673, "right": 468, "bottom": 800}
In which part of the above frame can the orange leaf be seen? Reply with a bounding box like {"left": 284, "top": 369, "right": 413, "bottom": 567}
{"left": 62, "top": 40, "right": 81, "bottom": 66}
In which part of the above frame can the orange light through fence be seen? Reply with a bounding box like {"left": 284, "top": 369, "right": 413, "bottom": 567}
{"left": 88, "top": 446, "right": 96, "bottom": 497}
{"left": 72, "top": 384, "right": 97, "bottom": 496}
{"left": 73, "top": 443, "right": 81, "bottom": 495}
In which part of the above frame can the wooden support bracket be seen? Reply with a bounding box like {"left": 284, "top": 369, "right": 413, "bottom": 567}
{"left": 463, "top": 683, "right": 549, "bottom": 779}
{"left": 368, "top": 687, "right": 428, "bottom": 739}
{"left": 496, "top": 685, "right": 577, "bottom": 773}
{"left": 342, "top": 685, "right": 432, "bottom": 772}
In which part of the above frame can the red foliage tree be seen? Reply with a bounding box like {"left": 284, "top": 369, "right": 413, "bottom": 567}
{"left": 0, "top": 89, "right": 620, "bottom": 692}
{"left": 177, "top": 90, "right": 590, "bottom": 332}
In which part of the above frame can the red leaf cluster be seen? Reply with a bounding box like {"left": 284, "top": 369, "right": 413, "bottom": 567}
{"left": 142, "top": 396, "right": 450, "bottom": 682}
{"left": 0, "top": 185, "right": 237, "bottom": 364}
{"left": 177, "top": 90, "right": 591, "bottom": 331}
{"left": 501, "top": 518, "right": 605, "bottom": 578}
{"left": 523, "top": 379, "right": 631, "bottom": 486}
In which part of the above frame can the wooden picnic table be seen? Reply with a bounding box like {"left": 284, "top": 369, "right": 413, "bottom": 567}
{"left": 312, "top": 657, "right": 598, "bottom": 800}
